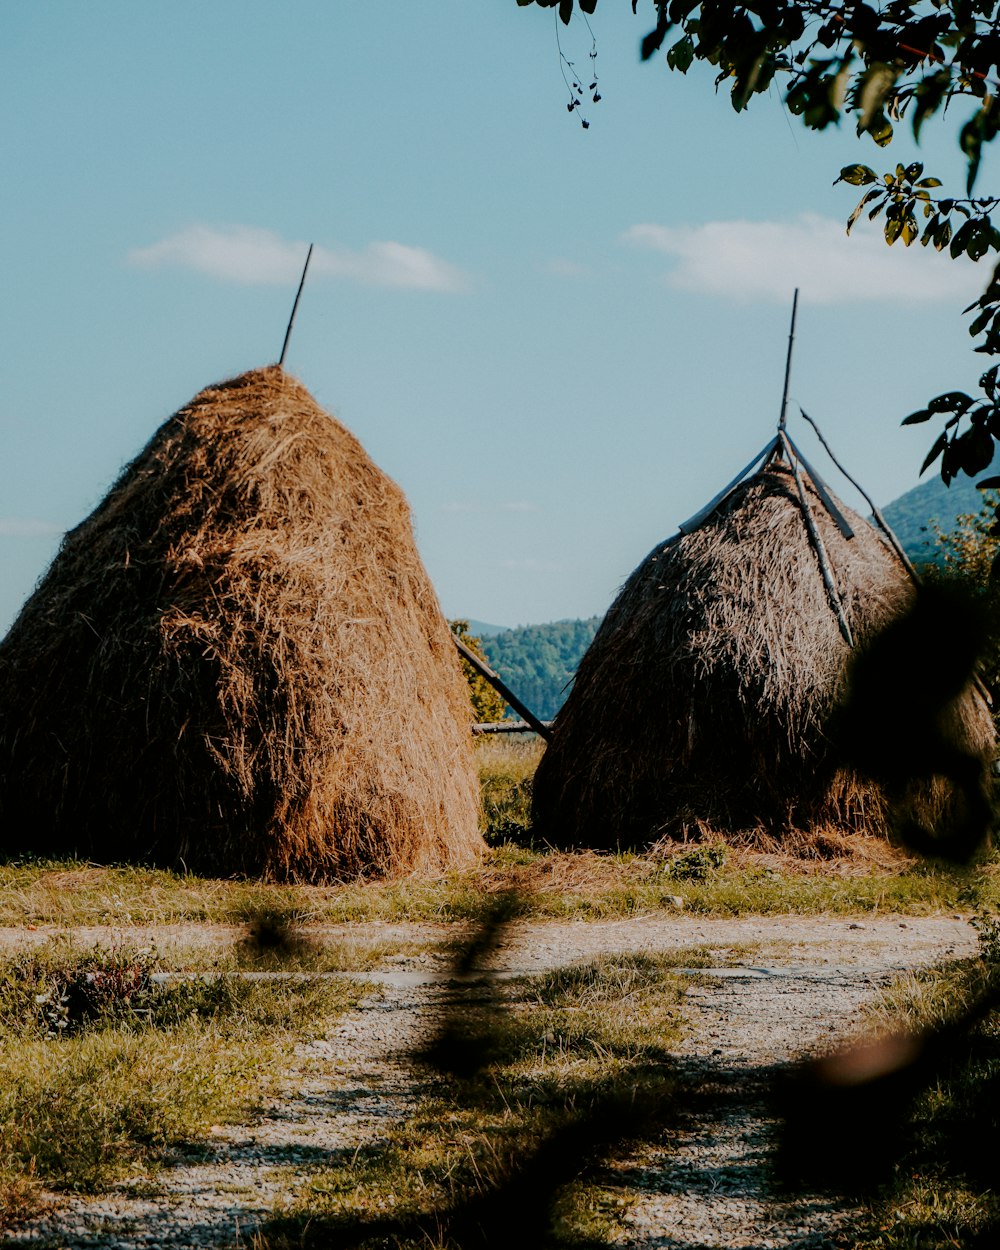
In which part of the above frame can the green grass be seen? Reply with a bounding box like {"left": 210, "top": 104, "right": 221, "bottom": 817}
{"left": 0, "top": 940, "right": 367, "bottom": 1230}
{"left": 0, "top": 846, "right": 995, "bottom": 931}
{"left": 475, "top": 736, "right": 544, "bottom": 845}
{"left": 254, "top": 953, "right": 687, "bottom": 1250}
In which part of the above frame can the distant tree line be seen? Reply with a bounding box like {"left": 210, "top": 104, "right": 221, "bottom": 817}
{"left": 479, "top": 617, "right": 602, "bottom": 721}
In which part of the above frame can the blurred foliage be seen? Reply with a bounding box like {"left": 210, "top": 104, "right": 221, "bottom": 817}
{"left": 517, "top": 0, "right": 1000, "bottom": 490}
{"left": 928, "top": 490, "right": 1000, "bottom": 715}
{"left": 450, "top": 620, "right": 507, "bottom": 723}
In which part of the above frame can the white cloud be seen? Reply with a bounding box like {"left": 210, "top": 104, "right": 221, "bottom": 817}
{"left": 0, "top": 518, "right": 63, "bottom": 537}
{"left": 622, "top": 213, "right": 983, "bottom": 305}
{"left": 129, "top": 225, "right": 468, "bottom": 292}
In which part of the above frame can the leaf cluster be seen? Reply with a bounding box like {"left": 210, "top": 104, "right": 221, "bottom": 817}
{"left": 521, "top": 1, "right": 1000, "bottom": 174}
{"left": 516, "top": 1, "right": 1000, "bottom": 488}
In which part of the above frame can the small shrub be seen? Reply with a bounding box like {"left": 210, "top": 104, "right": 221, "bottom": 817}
{"left": 665, "top": 844, "right": 727, "bottom": 881}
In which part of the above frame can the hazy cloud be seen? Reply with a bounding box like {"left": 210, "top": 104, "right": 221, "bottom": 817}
{"left": 622, "top": 213, "right": 981, "bottom": 304}
{"left": 129, "top": 225, "right": 469, "bottom": 292}
{"left": 0, "top": 518, "right": 63, "bottom": 537}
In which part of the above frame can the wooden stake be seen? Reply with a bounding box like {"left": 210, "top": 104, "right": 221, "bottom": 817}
{"left": 453, "top": 635, "right": 553, "bottom": 741}
{"left": 783, "top": 431, "right": 855, "bottom": 540}
{"left": 778, "top": 288, "right": 799, "bottom": 432}
{"left": 279, "top": 243, "right": 313, "bottom": 368}
{"left": 781, "top": 431, "right": 854, "bottom": 647}
{"left": 798, "top": 408, "right": 920, "bottom": 585}
{"left": 677, "top": 436, "right": 780, "bottom": 534}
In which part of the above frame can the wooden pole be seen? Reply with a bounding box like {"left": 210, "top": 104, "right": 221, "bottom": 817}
{"left": 783, "top": 431, "right": 855, "bottom": 540}
{"left": 453, "top": 635, "right": 553, "bottom": 742}
{"left": 798, "top": 408, "right": 921, "bottom": 585}
{"left": 781, "top": 431, "right": 854, "bottom": 647}
{"left": 677, "top": 436, "right": 780, "bottom": 534}
{"left": 778, "top": 288, "right": 799, "bottom": 432}
{"left": 279, "top": 243, "right": 314, "bottom": 368}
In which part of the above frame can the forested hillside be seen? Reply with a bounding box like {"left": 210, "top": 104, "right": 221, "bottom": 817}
{"left": 881, "top": 473, "right": 988, "bottom": 565}
{"left": 479, "top": 617, "right": 601, "bottom": 721}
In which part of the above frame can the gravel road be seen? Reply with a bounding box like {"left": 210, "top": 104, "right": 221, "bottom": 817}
{"left": 3, "top": 914, "right": 978, "bottom": 1249}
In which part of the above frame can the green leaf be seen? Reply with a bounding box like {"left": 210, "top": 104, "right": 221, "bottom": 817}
{"left": 667, "top": 35, "right": 694, "bottom": 74}
{"left": 901, "top": 409, "right": 933, "bottom": 425}
{"left": 915, "top": 177, "right": 943, "bottom": 188}
{"left": 934, "top": 219, "right": 952, "bottom": 251}
{"left": 966, "top": 220, "right": 996, "bottom": 262}
{"left": 960, "top": 426, "right": 995, "bottom": 475}
{"left": 857, "top": 63, "right": 897, "bottom": 133}
{"left": 928, "top": 392, "right": 974, "bottom": 414}
{"left": 838, "top": 164, "right": 877, "bottom": 186}
{"left": 977, "top": 476, "right": 1000, "bottom": 489}
{"left": 559, "top": 0, "right": 573, "bottom": 24}
{"left": 901, "top": 214, "right": 919, "bottom": 245}
{"left": 951, "top": 218, "right": 977, "bottom": 259}
{"left": 920, "top": 432, "right": 948, "bottom": 475}
{"left": 847, "top": 188, "right": 883, "bottom": 234}
{"left": 868, "top": 114, "right": 894, "bottom": 147}
{"left": 885, "top": 215, "right": 903, "bottom": 245}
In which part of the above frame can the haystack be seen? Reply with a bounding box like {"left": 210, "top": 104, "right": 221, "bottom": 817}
{"left": 0, "top": 366, "right": 482, "bottom": 879}
{"left": 532, "top": 452, "right": 995, "bottom": 852}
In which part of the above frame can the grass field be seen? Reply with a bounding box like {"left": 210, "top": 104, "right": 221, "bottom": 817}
{"left": 0, "top": 740, "right": 997, "bottom": 1243}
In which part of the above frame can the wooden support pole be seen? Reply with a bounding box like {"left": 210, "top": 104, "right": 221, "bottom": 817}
{"left": 798, "top": 408, "right": 921, "bottom": 585}
{"left": 778, "top": 288, "right": 799, "bottom": 432}
{"left": 781, "top": 431, "right": 854, "bottom": 647}
{"left": 783, "top": 431, "right": 855, "bottom": 540}
{"left": 678, "top": 437, "right": 780, "bottom": 534}
{"left": 453, "top": 636, "right": 553, "bottom": 742}
{"left": 279, "top": 243, "right": 313, "bottom": 368}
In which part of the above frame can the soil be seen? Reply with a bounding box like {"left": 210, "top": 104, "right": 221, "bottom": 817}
{"left": 2, "top": 913, "right": 979, "bottom": 1249}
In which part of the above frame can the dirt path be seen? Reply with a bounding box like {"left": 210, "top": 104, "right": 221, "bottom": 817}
{"left": 4, "top": 914, "right": 978, "bottom": 1249}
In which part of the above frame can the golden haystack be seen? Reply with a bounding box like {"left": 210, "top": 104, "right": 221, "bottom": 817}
{"left": 0, "top": 366, "right": 482, "bottom": 879}
{"left": 532, "top": 462, "right": 995, "bottom": 852}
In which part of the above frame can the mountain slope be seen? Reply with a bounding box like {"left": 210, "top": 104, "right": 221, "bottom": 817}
{"left": 882, "top": 471, "right": 991, "bottom": 564}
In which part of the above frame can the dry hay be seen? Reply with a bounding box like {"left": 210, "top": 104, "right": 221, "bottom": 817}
{"left": 0, "top": 366, "right": 481, "bottom": 880}
{"left": 532, "top": 463, "right": 995, "bottom": 852}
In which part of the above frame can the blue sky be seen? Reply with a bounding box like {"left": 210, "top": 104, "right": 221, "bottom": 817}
{"left": 2, "top": 2, "right": 994, "bottom": 633}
